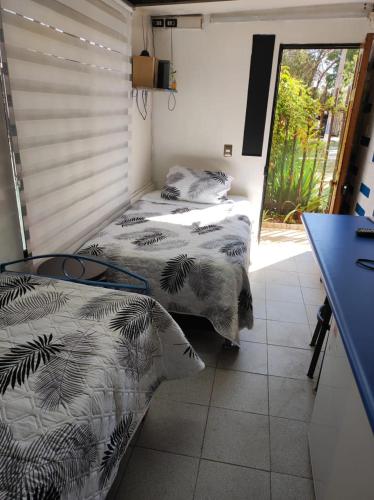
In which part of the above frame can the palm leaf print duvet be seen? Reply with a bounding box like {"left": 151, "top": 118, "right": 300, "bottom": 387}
{"left": 78, "top": 192, "right": 254, "bottom": 344}
{"left": 0, "top": 274, "right": 203, "bottom": 499}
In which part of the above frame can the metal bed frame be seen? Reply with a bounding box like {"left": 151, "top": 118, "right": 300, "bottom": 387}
{"left": 0, "top": 254, "right": 149, "bottom": 294}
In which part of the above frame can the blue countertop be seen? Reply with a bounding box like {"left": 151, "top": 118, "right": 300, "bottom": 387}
{"left": 302, "top": 213, "right": 374, "bottom": 432}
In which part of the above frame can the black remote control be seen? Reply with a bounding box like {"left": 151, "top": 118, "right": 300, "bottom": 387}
{"left": 356, "top": 228, "right": 374, "bottom": 238}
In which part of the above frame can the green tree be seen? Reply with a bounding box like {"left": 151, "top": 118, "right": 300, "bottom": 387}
{"left": 266, "top": 67, "right": 320, "bottom": 210}
{"left": 265, "top": 48, "right": 359, "bottom": 223}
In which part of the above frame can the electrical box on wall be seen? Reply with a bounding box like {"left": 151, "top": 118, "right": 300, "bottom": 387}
{"left": 151, "top": 18, "right": 164, "bottom": 28}
{"left": 165, "top": 18, "right": 177, "bottom": 28}
{"left": 151, "top": 15, "right": 203, "bottom": 29}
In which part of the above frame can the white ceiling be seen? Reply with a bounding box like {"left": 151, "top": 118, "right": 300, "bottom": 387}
{"left": 137, "top": 0, "right": 367, "bottom": 16}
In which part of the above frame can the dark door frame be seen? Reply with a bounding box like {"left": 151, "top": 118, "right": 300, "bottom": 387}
{"left": 258, "top": 42, "right": 361, "bottom": 241}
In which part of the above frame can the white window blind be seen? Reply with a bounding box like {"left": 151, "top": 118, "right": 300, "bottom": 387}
{"left": 1, "top": 0, "right": 132, "bottom": 255}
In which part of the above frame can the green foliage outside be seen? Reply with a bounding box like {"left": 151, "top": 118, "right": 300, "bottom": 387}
{"left": 264, "top": 48, "right": 358, "bottom": 223}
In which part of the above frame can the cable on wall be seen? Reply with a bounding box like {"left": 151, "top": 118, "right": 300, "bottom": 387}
{"left": 170, "top": 26, "right": 173, "bottom": 65}
{"left": 169, "top": 26, "right": 177, "bottom": 111}
{"left": 152, "top": 26, "right": 156, "bottom": 57}
{"left": 142, "top": 15, "right": 148, "bottom": 53}
{"left": 134, "top": 88, "right": 148, "bottom": 120}
{"left": 168, "top": 91, "right": 176, "bottom": 111}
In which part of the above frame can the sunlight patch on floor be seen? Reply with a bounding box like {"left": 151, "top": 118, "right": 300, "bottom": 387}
{"left": 250, "top": 227, "right": 313, "bottom": 272}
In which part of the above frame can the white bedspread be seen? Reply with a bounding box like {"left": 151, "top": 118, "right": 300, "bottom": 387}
{"left": 0, "top": 274, "right": 203, "bottom": 499}
{"left": 78, "top": 192, "right": 254, "bottom": 344}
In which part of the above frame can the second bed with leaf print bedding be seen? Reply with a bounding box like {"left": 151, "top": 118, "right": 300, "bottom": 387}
{"left": 0, "top": 273, "right": 204, "bottom": 499}
{"left": 78, "top": 191, "right": 254, "bottom": 345}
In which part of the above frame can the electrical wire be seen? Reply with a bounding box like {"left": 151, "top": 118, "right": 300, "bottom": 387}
{"left": 142, "top": 89, "right": 148, "bottom": 117}
{"left": 168, "top": 27, "right": 176, "bottom": 112}
{"left": 142, "top": 16, "right": 149, "bottom": 52}
{"left": 135, "top": 89, "right": 148, "bottom": 120}
{"left": 142, "top": 16, "right": 146, "bottom": 51}
{"left": 170, "top": 27, "right": 173, "bottom": 64}
{"left": 168, "top": 90, "right": 176, "bottom": 111}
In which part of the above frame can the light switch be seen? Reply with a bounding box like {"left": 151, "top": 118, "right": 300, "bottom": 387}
{"left": 224, "top": 144, "right": 233, "bottom": 157}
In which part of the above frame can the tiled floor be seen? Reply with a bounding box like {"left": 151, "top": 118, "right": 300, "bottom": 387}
{"left": 116, "top": 227, "right": 323, "bottom": 500}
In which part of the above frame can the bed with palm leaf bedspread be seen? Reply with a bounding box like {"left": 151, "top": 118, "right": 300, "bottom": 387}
{"left": 0, "top": 273, "right": 203, "bottom": 499}
{"left": 78, "top": 191, "right": 254, "bottom": 345}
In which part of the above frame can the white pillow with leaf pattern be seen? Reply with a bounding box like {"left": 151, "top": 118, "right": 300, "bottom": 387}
{"left": 161, "top": 166, "right": 233, "bottom": 204}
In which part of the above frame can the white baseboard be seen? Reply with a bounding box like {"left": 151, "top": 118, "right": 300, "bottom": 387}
{"left": 130, "top": 181, "right": 154, "bottom": 204}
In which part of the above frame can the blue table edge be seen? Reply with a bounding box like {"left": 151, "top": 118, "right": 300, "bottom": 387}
{"left": 302, "top": 213, "right": 374, "bottom": 434}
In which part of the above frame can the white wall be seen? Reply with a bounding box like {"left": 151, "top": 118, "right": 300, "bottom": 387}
{"left": 130, "top": 12, "right": 154, "bottom": 197}
{"left": 0, "top": 104, "right": 24, "bottom": 262}
{"left": 151, "top": 17, "right": 370, "bottom": 228}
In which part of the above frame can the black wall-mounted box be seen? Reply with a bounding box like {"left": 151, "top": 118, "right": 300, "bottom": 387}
{"left": 157, "top": 60, "right": 170, "bottom": 89}
{"left": 242, "top": 35, "right": 276, "bottom": 157}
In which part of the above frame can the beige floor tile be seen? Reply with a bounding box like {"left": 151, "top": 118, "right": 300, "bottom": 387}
{"left": 266, "top": 301, "right": 308, "bottom": 324}
{"left": 265, "top": 269, "right": 300, "bottom": 286}
{"left": 301, "top": 286, "right": 326, "bottom": 306}
{"left": 267, "top": 320, "right": 311, "bottom": 349}
{"left": 218, "top": 341, "right": 268, "bottom": 375}
{"left": 266, "top": 284, "right": 303, "bottom": 303}
{"left": 264, "top": 257, "right": 297, "bottom": 272}
{"left": 251, "top": 280, "right": 266, "bottom": 300}
{"left": 270, "top": 417, "right": 312, "bottom": 478}
{"left": 268, "top": 345, "right": 313, "bottom": 380}
{"left": 269, "top": 376, "right": 315, "bottom": 421}
{"left": 249, "top": 268, "right": 267, "bottom": 283}
{"left": 211, "top": 369, "right": 268, "bottom": 414}
{"left": 305, "top": 304, "right": 320, "bottom": 329}
{"left": 195, "top": 460, "right": 270, "bottom": 500}
{"left": 154, "top": 367, "right": 215, "bottom": 406}
{"left": 119, "top": 448, "right": 198, "bottom": 500}
{"left": 298, "top": 272, "right": 323, "bottom": 289}
{"left": 137, "top": 399, "right": 208, "bottom": 457}
{"left": 202, "top": 407, "right": 270, "bottom": 469}
{"left": 253, "top": 298, "right": 266, "bottom": 319}
{"left": 271, "top": 472, "right": 315, "bottom": 500}
{"left": 240, "top": 318, "right": 267, "bottom": 343}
